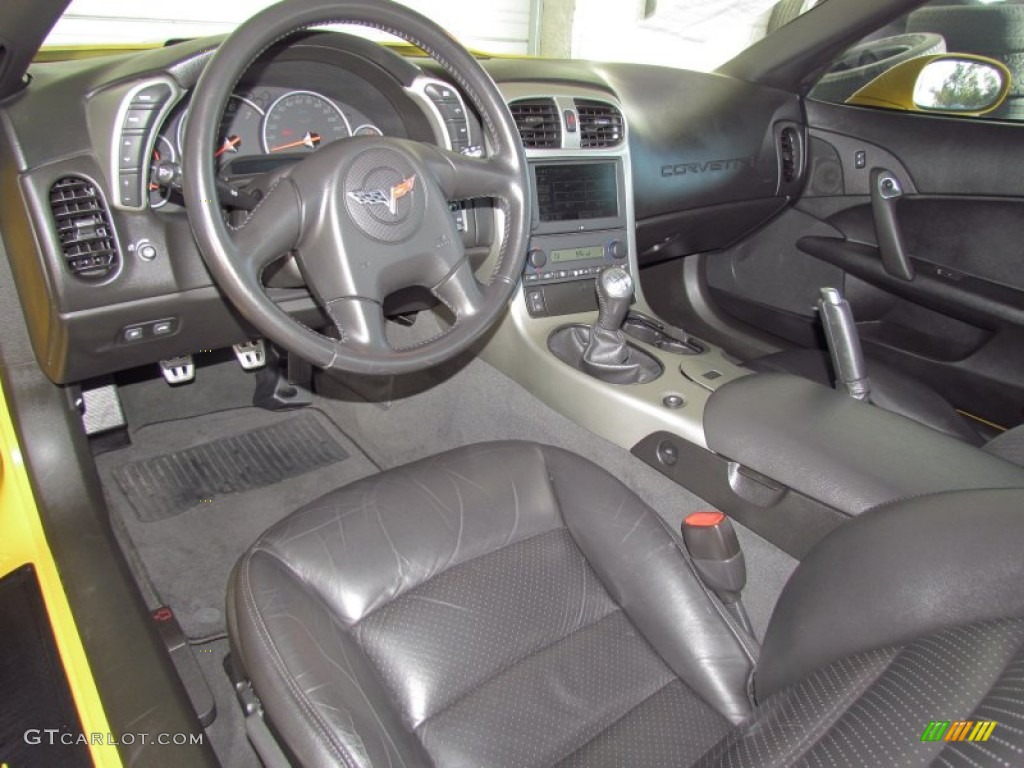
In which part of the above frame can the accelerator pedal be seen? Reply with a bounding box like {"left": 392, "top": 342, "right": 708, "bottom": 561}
{"left": 233, "top": 339, "right": 267, "bottom": 370}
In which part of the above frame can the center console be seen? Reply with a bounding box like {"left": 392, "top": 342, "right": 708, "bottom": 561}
{"left": 479, "top": 85, "right": 752, "bottom": 452}
{"left": 521, "top": 159, "right": 630, "bottom": 317}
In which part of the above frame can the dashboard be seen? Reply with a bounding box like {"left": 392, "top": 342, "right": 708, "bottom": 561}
{"left": 0, "top": 28, "right": 800, "bottom": 386}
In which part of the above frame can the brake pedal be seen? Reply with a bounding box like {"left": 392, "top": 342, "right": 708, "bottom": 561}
{"left": 233, "top": 339, "right": 267, "bottom": 370}
{"left": 160, "top": 355, "right": 195, "bottom": 385}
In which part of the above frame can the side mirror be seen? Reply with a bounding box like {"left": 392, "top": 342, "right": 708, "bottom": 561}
{"left": 846, "top": 53, "right": 1010, "bottom": 117}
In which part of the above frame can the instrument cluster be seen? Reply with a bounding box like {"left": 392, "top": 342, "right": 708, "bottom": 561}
{"left": 150, "top": 86, "right": 384, "bottom": 208}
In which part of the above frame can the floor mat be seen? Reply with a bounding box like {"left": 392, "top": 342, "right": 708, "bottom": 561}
{"left": 97, "top": 407, "right": 378, "bottom": 639}
{"left": 113, "top": 412, "right": 350, "bottom": 522}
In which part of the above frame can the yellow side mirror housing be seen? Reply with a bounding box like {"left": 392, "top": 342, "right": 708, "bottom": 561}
{"left": 846, "top": 53, "right": 1011, "bottom": 117}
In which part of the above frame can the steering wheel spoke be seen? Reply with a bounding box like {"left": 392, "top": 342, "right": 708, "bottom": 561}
{"left": 417, "top": 144, "right": 518, "bottom": 203}
{"left": 325, "top": 297, "right": 390, "bottom": 353}
{"left": 226, "top": 178, "right": 303, "bottom": 280}
{"left": 432, "top": 258, "right": 488, "bottom": 320}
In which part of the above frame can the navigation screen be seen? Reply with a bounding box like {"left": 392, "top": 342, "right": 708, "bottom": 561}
{"left": 535, "top": 163, "right": 618, "bottom": 222}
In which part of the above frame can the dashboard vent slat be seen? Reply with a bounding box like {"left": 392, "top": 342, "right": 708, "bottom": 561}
{"left": 576, "top": 99, "right": 624, "bottom": 149}
{"left": 779, "top": 126, "right": 800, "bottom": 183}
{"left": 509, "top": 98, "right": 561, "bottom": 149}
{"left": 49, "top": 176, "right": 119, "bottom": 281}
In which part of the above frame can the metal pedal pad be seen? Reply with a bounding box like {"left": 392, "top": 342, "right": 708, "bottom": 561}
{"left": 80, "top": 383, "right": 127, "bottom": 435}
{"left": 233, "top": 339, "right": 266, "bottom": 370}
{"left": 160, "top": 355, "right": 195, "bottom": 385}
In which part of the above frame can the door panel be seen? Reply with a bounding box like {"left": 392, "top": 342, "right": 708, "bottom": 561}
{"left": 706, "top": 100, "right": 1024, "bottom": 429}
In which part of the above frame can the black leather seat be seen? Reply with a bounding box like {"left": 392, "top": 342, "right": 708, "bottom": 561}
{"left": 228, "top": 441, "right": 1024, "bottom": 767}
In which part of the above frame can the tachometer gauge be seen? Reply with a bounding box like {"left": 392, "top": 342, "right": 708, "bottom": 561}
{"left": 177, "top": 94, "right": 264, "bottom": 168}
{"left": 353, "top": 124, "right": 383, "bottom": 137}
{"left": 262, "top": 91, "right": 351, "bottom": 154}
{"left": 148, "top": 136, "right": 176, "bottom": 209}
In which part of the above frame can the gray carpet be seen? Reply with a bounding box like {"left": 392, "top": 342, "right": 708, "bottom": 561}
{"left": 96, "top": 406, "right": 378, "bottom": 639}
{"left": 316, "top": 354, "right": 797, "bottom": 641}
{"left": 194, "top": 638, "right": 260, "bottom": 768}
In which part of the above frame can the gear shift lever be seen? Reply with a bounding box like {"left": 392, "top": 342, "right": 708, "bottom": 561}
{"left": 546, "top": 266, "right": 661, "bottom": 385}
{"left": 595, "top": 267, "right": 633, "bottom": 331}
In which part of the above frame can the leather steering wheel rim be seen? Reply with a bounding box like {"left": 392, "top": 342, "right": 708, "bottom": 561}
{"left": 183, "top": 0, "right": 530, "bottom": 375}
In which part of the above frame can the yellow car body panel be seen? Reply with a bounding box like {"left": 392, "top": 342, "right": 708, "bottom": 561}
{"left": 0, "top": 379, "right": 123, "bottom": 768}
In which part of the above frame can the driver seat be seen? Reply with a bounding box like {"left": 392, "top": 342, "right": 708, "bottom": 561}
{"left": 228, "top": 442, "right": 1024, "bottom": 767}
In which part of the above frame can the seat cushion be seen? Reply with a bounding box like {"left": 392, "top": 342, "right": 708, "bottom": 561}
{"left": 746, "top": 348, "right": 985, "bottom": 444}
{"left": 228, "top": 442, "right": 753, "bottom": 768}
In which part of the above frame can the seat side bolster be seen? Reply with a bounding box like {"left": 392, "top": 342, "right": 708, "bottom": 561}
{"left": 756, "top": 487, "right": 1024, "bottom": 700}
{"left": 229, "top": 550, "right": 433, "bottom": 768}
{"left": 542, "top": 445, "right": 757, "bottom": 724}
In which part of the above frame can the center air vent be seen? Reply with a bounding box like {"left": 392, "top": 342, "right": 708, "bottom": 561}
{"left": 576, "top": 100, "right": 624, "bottom": 148}
{"left": 509, "top": 99, "right": 561, "bottom": 149}
{"left": 49, "top": 176, "right": 120, "bottom": 281}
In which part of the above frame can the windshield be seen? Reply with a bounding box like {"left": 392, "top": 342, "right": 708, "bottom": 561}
{"left": 44, "top": 0, "right": 815, "bottom": 71}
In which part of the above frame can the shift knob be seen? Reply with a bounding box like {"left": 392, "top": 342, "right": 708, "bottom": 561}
{"left": 595, "top": 267, "right": 633, "bottom": 331}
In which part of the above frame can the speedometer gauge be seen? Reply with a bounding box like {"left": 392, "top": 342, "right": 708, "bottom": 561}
{"left": 262, "top": 91, "right": 351, "bottom": 154}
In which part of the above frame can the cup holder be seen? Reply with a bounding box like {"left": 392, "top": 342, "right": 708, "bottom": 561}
{"left": 622, "top": 313, "right": 704, "bottom": 355}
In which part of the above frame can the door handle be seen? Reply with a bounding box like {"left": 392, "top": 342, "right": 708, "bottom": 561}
{"left": 870, "top": 168, "right": 914, "bottom": 281}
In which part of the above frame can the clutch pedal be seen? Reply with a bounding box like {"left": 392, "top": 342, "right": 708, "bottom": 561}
{"left": 233, "top": 339, "right": 267, "bottom": 370}
{"left": 160, "top": 355, "right": 195, "bottom": 385}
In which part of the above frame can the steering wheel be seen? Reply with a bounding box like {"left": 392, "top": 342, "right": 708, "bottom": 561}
{"left": 183, "top": 0, "right": 530, "bottom": 375}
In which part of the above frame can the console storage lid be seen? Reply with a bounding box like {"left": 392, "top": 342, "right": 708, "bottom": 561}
{"left": 704, "top": 373, "right": 1024, "bottom": 516}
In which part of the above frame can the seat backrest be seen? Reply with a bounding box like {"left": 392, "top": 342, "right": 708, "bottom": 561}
{"left": 702, "top": 488, "right": 1024, "bottom": 766}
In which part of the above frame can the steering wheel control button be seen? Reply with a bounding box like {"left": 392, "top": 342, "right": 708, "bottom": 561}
{"left": 132, "top": 83, "right": 172, "bottom": 107}
{"left": 424, "top": 83, "right": 457, "bottom": 101}
{"left": 344, "top": 150, "right": 424, "bottom": 242}
{"left": 118, "top": 173, "right": 141, "bottom": 207}
{"left": 122, "top": 108, "right": 156, "bottom": 132}
{"left": 118, "top": 134, "right": 145, "bottom": 170}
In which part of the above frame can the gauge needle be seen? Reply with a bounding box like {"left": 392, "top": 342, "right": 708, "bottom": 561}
{"left": 270, "top": 131, "right": 321, "bottom": 152}
{"left": 215, "top": 135, "right": 242, "bottom": 158}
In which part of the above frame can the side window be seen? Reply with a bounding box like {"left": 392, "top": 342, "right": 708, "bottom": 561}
{"left": 809, "top": 0, "right": 1023, "bottom": 121}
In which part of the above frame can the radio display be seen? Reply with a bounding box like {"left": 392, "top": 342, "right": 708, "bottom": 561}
{"left": 551, "top": 245, "right": 605, "bottom": 263}
{"left": 535, "top": 163, "right": 618, "bottom": 222}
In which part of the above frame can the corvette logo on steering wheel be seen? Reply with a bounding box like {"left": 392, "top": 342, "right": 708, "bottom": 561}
{"left": 347, "top": 175, "right": 417, "bottom": 216}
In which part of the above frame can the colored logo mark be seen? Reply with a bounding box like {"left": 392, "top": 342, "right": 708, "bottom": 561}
{"left": 921, "top": 720, "right": 997, "bottom": 742}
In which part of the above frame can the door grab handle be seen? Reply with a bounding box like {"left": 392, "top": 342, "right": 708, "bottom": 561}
{"left": 870, "top": 168, "right": 915, "bottom": 281}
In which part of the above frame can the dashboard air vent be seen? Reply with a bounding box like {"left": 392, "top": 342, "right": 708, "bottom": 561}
{"left": 576, "top": 100, "right": 624, "bottom": 148}
{"left": 509, "top": 99, "right": 561, "bottom": 149}
{"left": 49, "top": 176, "right": 119, "bottom": 280}
{"left": 779, "top": 126, "right": 800, "bottom": 183}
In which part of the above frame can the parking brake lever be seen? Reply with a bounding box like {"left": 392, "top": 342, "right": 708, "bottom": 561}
{"left": 819, "top": 287, "right": 871, "bottom": 402}
{"left": 870, "top": 168, "right": 914, "bottom": 281}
